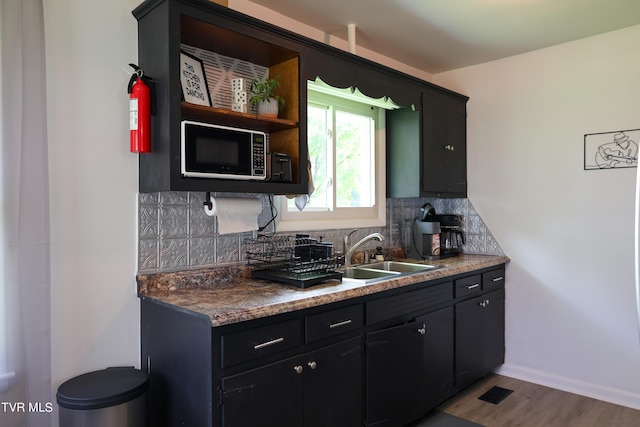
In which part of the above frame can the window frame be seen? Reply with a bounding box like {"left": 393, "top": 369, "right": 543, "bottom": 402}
{"left": 276, "top": 85, "right": 387, "bottom": 232}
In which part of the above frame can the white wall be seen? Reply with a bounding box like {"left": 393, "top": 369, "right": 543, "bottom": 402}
{"left": 44, "top": 0, "right": 140, "bottom": 416}
{"left": 435, "top": 26, "right": 640, "bottom": 408}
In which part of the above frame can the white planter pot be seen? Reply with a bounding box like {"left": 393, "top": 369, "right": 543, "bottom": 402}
{"left": 257, "top": 98, "right": 279, "bottom": 118}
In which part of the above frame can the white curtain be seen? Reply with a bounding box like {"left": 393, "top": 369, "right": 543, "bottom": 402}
{"left": 0, "top": 0, "right": 52, "bottom": 426}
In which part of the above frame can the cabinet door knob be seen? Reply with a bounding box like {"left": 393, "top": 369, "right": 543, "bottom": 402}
{"left": 307, "top": 361, "right": 317, "bottom": 370}
{"left": 418, "top": 324, "right": 426, "bottom": 335}
{"left": 293, "top": 365, "right": 303, "bottom": 374}
{"left": 444, "top": 144, "right": 455, "bottom": 151}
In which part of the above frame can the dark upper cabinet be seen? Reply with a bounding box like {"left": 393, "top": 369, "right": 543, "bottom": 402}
{"left": 132, "top": 0, "right": 307, "bottom": 194}
{"left": 299, "top": 45, "right": 423, "bottom": 109}
{"left": 133, "top": 0, "right": 468, "bottom": 196}
{"left": 387, "top": 88, "right": 468, "bottom": 198}
{"left": 422, "top": 88, "right": 468, "bottom": 198}
{"left": 386, "top": 107, "right": 422, "bottom": 198}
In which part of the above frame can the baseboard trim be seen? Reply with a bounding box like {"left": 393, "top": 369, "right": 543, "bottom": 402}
{"left": 495, "top": 364, "right": 640, "bottom": 410}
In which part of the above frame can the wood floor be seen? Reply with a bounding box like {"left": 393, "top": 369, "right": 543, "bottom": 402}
{"left": 435, "top": 374, "right": 640, "bottom": 427}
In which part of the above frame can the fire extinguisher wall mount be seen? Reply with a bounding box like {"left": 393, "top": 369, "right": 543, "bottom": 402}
{"left": 128, "top": 64, "right": 155, "bottom": 153}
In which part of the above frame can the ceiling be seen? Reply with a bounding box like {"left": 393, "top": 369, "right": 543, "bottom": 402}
{"left": 248, "top": 0, "right": 640, "bottom": 74}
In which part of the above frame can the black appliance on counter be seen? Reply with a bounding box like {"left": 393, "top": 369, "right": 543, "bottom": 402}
{"left": 434, "top": 214, "right": 465, "bottom": 258}
{"left": 407, "top": 204, "right": 465, "bottom": 260}
{"left": 408, "top": 219, "right": 441, "bottom": 260}
{"left": 407, "top": 203, "right": 440, "bottom": 260}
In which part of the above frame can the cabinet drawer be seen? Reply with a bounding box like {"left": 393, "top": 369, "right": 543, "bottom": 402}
{"left": 483, "top": 267, "right": 505, "bottom": 291}
{"left": 222, "top": 319, "right": 301, "bottom": 367}
{"left": 454, "top": 274, "right": 482, "bottom": 298}
{"left": 367, "top": 282, "right": 453, "bottom": 325}
{"left": 305, "top": 304, "right": 363, "bottom": 343}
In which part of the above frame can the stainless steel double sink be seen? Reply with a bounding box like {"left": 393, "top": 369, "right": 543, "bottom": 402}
{"left": 342, "top": 261, "right": 439, "bottom": 284}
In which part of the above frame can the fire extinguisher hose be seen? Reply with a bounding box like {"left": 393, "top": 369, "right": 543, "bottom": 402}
{"left": 128, "top": 64, "right": 156, "bottom": 114}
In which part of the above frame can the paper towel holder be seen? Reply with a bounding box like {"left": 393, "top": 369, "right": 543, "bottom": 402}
{"left": 204, "top": 192, "right": 213, "bottom": 210}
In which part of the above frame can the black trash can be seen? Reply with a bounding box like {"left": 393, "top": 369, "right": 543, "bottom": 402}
{"left": 56, "top": 367, "right": 148, "bottom": 427}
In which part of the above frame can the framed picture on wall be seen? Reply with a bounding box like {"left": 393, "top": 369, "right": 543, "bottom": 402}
{"left": 179, "top": 50, "right": 212, "bottom": 106}
{"left": 584, "top": 129, "right": 639, "bottom": 170}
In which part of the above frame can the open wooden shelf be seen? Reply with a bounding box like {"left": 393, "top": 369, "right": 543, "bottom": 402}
{"left": 182, "top": 102, "right": 298, "bottom": 133}
{"left": 135, "top": 0, "right": 307, "bottom": 194}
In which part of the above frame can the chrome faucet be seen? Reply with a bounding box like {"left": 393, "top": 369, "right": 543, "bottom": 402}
{"left": 344, "top": 231, "right": 385, "bottom": 266}
{"left": 343, "top": 229, "right": 358, "bottom": 257}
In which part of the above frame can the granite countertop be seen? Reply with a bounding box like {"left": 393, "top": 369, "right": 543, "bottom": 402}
{"left": 137, "top": 254, "right": 510, "bottom": 327}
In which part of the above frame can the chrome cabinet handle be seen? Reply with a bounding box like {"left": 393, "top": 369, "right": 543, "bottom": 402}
{"left": 480, "top": 299, "right": 491, "bottom": 308}
{"left": 418, "top": 324, "right": 426, "bottom": 335}
{"left": 254, "top": 337, "right": 284, "bottom": 350}
{"left": 492, "top": 276, "right": 504, "bottom": 282}
{"left": 466, "top": 283, "right": 480, "bottom": 290}
{"left": 329, "top": 319, "right": 352, "bottom": 329}
{"left": 307, "top": 361, "right": 317, "bottom": 370}
{"left": 293, "top": 365, "right": 303, "bottom": 374}
{"left": 444, "top": 144, "right": 455, "bottom": 151}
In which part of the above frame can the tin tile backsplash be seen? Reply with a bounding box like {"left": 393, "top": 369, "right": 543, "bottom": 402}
{"left": 138, "top": 192, "right": 503, "bottom": 273}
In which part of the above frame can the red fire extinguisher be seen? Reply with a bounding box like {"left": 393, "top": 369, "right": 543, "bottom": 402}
{"left": 128, "top": 64, "right": 153, "bottom": 153}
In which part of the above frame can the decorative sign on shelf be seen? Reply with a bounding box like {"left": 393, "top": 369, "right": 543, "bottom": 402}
{"left": 584, "top": 129, "right": 639, "bottom": 170}
{"left": 181, "top": 44, "right": 268, "bottom": 113}
{"left": 180, "top": 50, "right": 212, "bottom": 106}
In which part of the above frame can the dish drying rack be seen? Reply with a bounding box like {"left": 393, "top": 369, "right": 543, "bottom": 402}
{"left": 245, "top": 235, "right": 343, "bottom": 288}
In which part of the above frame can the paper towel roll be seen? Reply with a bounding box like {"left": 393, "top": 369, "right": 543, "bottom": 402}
{"left": 204, "top": 196, "right": 262, "bottom": 235}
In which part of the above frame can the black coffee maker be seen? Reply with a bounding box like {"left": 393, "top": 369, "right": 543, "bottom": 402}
{"left": 433, "top": 214, "right": 464, "bottom": 258}
{"left": 406, "top": 203, "right": 441, "bottom": 260}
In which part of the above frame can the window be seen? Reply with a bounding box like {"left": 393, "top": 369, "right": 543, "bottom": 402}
{"left": 277, "top": 79, "right": 397, "bottom": 232}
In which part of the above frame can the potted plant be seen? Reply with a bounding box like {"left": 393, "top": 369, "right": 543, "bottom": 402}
{"left": 249, "top": 75, "right": 285, "bottom": 118}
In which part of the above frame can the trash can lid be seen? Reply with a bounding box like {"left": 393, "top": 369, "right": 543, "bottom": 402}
{"left": 56, "top": 367, "right": 148, "bottom": 410}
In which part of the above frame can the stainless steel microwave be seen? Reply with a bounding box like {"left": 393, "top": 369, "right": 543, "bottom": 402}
{"left": 180, "top": 120, "right": 267, "bottom": 180}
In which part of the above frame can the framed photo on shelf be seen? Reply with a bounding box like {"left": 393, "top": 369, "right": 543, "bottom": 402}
{"left": 179, "top": 50, "right": 211, "bottom": 106}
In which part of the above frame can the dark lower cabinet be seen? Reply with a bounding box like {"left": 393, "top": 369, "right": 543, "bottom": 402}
{"left": 220, "top": 337, "right": 362, "bottom": 427}
{"left": 366, "top": 321, "right": 425, "bottom": 427}
{"left": 303, "top": 338, "right": 362, "bottom": 427}
{"left": 141, "top": 300, "right": 213, "bottom": 427}
{"left": 140, "top": 264, "right": 506, "bottom": 427}
{"left": 221, "top": 355, "right": 300, "bottom": 427}
{"left": 418, "top": 306, "right": 455, "bottom": 410}
{"left": 455, "top": 288, "right": 505, "bottom": 391}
